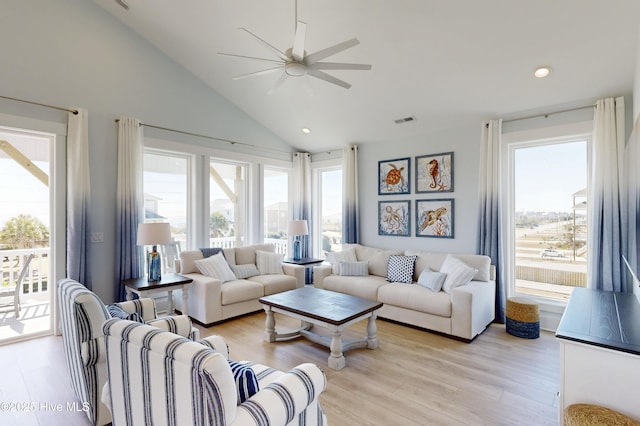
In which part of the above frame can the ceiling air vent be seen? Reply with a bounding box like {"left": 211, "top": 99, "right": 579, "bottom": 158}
{"left": 394, "top": 116, "right": 416, "bottom": 124}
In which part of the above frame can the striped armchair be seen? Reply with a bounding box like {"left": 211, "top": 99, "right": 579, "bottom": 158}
{"left": 57, "top": 278, "right": 200, "bottom": 426}
{"left": 102, "top": 319, "right": 328, "bottom": 426}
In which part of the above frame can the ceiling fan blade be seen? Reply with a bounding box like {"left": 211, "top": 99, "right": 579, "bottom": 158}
{"left": 305, "top": 38, "right": 360, "bottom": 65}
{"left": 267, "top": 73, "right": 289, "bottom": 94}
{"left": 307, "top": 69, "right": 352, "bottom": 89}
{"left": 239, "top": 28, "right": 289, "bottom": 61}
{"left": 217, "top": 52, "right": 285, "bottom": 64}
{"left": 308, "top": 62, "right": 372, "bottom": 71}
{"left": 232, "top": 66, "right": 283, "bottom": 80}
{"left": 292, "top": 21, "right": 307, "bottom": 61}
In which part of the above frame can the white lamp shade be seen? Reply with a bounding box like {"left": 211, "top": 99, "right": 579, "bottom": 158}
{"left": 137, "top": 222, "right": 172, "bottom": 246}
{"left": 288, "top": 220, "right": 309, "bottom": 236}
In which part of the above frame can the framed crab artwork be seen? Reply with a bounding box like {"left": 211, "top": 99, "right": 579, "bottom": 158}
{"left": 378, "top": 200, "right": 411, "bottom": 236}
{"left": 415, "top": 152, "right": 454, "bottom": 193}
{"left": 378, "top": 157, "right": 410, "bottom": 194}
{"left": 415, "top": 198, "right": 454, "bottom": 238}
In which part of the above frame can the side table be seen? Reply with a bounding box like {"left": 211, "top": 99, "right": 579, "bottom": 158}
{"left": 122, "top": 273, "right": 193, "bottom": 315}
{"left": 283, "top": 257, "right": 324, "bottom": 285}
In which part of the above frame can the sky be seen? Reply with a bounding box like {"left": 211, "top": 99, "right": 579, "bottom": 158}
{"left": 514, "top": 141, "right": 587, "bottom": 213}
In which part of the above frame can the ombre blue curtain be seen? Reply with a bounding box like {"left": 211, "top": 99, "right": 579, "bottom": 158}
{"left": 342, "top": 145, "right": 359, "bottom": 244}
{"left": 291, "top": 152, "right": 311, "bottom": 258}
{"left": 66, "top": 108, "right": 90, "bottom": 287}
{"left": 477, "top": 119, "right": 506, "bottom": 322}
{"left": 624, "top": 116, "right": 640, "bottom": 285}
{"left": 116, "top": 116, "right": 144, "bottom": 301}
{"left": 589, "top": 97, "right": 626, "bottom": 292}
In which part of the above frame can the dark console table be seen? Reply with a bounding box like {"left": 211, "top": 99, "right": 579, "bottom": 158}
{"left": 555, "top": 287, "right": 640, "bottom": 422}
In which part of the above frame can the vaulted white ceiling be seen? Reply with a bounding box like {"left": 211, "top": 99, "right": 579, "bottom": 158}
{"left": 93, "top": 0, "right": 640, "bottom": 152}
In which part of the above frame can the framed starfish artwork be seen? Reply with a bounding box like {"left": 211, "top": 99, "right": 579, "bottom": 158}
{"left": 378, "top": 157, "right": 410, "bottom": 194}
{"left": 415, "top": 152, "right": 454, "bottom": 193}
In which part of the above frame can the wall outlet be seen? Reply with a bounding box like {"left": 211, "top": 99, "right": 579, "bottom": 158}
{"left": 90, "top": 232, "right": 104, "bottom": 243}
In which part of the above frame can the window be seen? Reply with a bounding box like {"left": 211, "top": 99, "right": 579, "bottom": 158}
{"left": 507, "top": 137, "right": 589, "bottom": 301}
{"left": 209, "top": 160, "right": 247, "bottom": 248}
{"left": 263, "top": 167, "right": 289, "bottom": 254}
{"left": 314, "top": 166, "right": 342, "bottom": 257}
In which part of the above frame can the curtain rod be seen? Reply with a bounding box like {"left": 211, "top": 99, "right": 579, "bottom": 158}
{"left": 0, "top": 95, "right": 78, "bottom": 115}
{"left": 501, "top": 104, "right": 595, "bottom": 125}
{"left": 114, "top": 118, "right": 291, "bottom": 155}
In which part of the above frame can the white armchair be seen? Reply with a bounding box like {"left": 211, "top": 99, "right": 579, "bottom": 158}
{"left": 57, "top": 278, "right": 199, "bottom": 425}
{"left": 102, "top": 319, "right": 328, "bottom": 426}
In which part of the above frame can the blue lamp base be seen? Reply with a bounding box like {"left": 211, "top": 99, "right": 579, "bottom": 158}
{"left": 293, "top": 238, "right": 302, "bottom": 261}
{"left": 147, "top": 245, "right": 161, "bottom": 281}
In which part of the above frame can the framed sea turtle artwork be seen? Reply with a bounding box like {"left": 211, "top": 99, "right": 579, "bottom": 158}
{"left": 415, "top": 198, "right": 454, "bottom": 238}
{"left": 415, "top": 152, "right": 454, "bottom": 193}
{"left": 378, "top": 200, "right": 411, "bottom": 236}
{"left": 378, "top": 157, "right": 410, "bottom": 194}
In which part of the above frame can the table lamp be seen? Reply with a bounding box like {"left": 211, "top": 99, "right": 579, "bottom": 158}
{"left": 288, "top": 220, "right": 308, "bottom": 261}
{"left": 137, "top": 222, "right": 172, "bottom": 281}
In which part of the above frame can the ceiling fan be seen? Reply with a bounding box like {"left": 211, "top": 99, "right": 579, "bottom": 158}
{"left": 218, "top": 2, "right": 372, "bottom": 92}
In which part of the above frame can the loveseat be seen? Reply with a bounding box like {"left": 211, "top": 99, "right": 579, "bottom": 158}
{"left": 313, "top": 244, "right": 496, "bottom": 341}
{"left": 174, "top": 244, "right": 305, "bottom": 326}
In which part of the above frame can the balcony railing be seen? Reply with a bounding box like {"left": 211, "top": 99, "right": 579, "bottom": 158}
{"left": 209, "top": 237, "right": 288, "bottom": 255}
{"left": 1, "top": 248, "right": 49, "bottom": 298}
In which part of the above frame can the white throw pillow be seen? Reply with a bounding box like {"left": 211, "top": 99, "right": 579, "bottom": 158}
{"left": 194, "top": 252, "right": 237, "bottom": 283}
{"left": 439, "top": 255, "right": 478, "bottom": 294}
{"left": 256, "top": 250, "right": 284, "bottom": 275}
{"left": 417, "top": 270, "right": 447, "bottom": 292}
{"left": 339, "top": 261, "right": 369, "bottom": 276}
{"left": 326, "top": 247, "right": 358, "bottom": 274}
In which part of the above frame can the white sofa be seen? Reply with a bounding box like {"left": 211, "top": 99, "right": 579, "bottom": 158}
{"left": 313, "top": 244, "right": 496, "bottom": 341}
{"left": 174, "top": 244, "right": 305, "bottom": 326}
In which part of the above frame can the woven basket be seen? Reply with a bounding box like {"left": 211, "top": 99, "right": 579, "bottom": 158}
{"left": 564, "top": 403, "right": 640, "bottom": 426}
{"left": 506, "top": 297, "right": 539, "bottom": 339}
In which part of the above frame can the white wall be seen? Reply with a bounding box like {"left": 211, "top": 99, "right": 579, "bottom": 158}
{"left": 358, "top": 122, "right": 481, "bottom": 254}
{"left": 635, "top": 28, "right": 640, "bottom": 123}
{"left": 0, "top": 0, "right": 292, "bottom": 303}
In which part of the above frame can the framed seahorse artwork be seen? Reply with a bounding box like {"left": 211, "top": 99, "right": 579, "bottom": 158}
{"left": 378, "top": 200, "right": 411, "bottom": 236}
{"left": 378, "top": 157, "right": 410, "bottom": 194}
{"left": 415, "top": 152, "right": 454, "bottom": 193}
{"left": 415, "top": 199, "right": 454, "bottom": 238}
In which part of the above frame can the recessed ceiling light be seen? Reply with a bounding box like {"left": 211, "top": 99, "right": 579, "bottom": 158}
{"left": 534, "top": 67, "right": 551, "bottom": 78}
{"left": 301, "top": 127, "right": 311, "bottom": 134}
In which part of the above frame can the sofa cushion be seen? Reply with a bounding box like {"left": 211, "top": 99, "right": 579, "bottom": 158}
{"left": 386, "top": 255, "right": 417, "bottom": 284}
{"left": 179, "top": 250, "right": 205, "bottom": 274}
{"left": 230, "top": 263, "right": 260, "bottom": 279}
{"left": 322, "top": 274, "right": 388, "bottom": 300}
{"left": 406, "top": 251, "right": 491, "bottom": 282}
{"left": 347, "top": 244, "right": 403, "bottom": 277}
{"left": 339, "top": 261, "right": 369, "bottom": 276}
{"left": 234, "top": 244, "right": 274, "bottom": 265}
{"left": 440, "top": 255, "right": 478, "bottom": 294}
{"left": 250, "top": 274, "right": 297, "bottom": 295}
{"left": 256, "top": 250, "right": 284, "bottom": 274}
{"left": 194, "top": 252, "right": 237, "bottom": 283}
{"left": 220, "top": 280, "right": 264, "bottom": 305}
{"left": 107, "top": 303, "right": 144, "bottom": 323}
{"left": 417, "top": 270, "right": 446, "bottom": 292}
{"left": 378, "top": 283, "right": 452, "bottom": 317}
{"left": 228, "top": 360, "right": 259, "bottom": 404}
{"left": 326, "top": 248, "right": 357, "bottom": 274}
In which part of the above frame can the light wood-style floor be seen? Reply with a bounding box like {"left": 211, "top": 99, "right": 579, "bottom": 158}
{"left": 2, "top": 312, "right": 560, "bottom": 425}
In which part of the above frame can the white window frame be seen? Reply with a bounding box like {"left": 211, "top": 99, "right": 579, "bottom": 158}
{"left": 312, "top": 158, "right": 343, "bottom": 258}
{"left": 502, "top": 121, "right": 592, "bottom": 313}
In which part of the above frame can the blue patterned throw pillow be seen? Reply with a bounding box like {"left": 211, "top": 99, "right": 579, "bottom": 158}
{"left": 107, "top": 303, "right": 144, "bottom": 323}
{"left": 386, "top": 255, "right": 418, "bottom": 284}
{"left": 228, "top": 360, "right": 259, "bottom": 404}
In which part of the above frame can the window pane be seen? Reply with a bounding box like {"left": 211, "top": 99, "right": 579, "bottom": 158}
{"left": 321, "top": 169, "right": 342, "bottom": 256}
{"left": 513, "top": 141, "right": 587, "bottom": 301}
{"left": 209, "top": 161, "right": 246, "bottom": 248}
{"left": 264, "top": 167, "right": 288, "bottom": 254}
{"left": 143, "top": 152, "right": 189, "bottom": 271}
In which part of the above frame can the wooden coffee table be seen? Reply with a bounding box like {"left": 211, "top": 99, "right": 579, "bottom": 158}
{"left": 259, "top": 287, "right": 383, "bottom": 370}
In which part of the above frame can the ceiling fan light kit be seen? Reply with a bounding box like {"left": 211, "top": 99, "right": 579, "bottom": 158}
{"left": 218, "top": 2, "right": 371, "bottom": 92}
